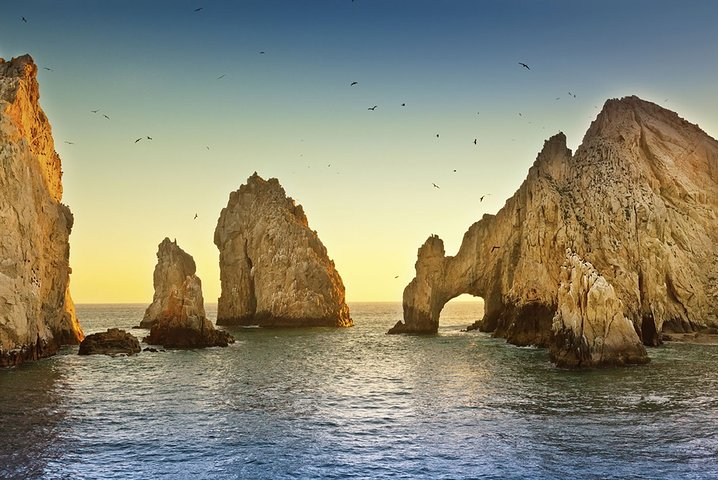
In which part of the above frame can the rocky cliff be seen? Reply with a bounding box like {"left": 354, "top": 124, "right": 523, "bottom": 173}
{"left": 143, "top": 238, "right": 233, "bottom": 348}
{"left": 0, "top": 55, "right": 83, "bottom": 366}
{"left": 391, "top": 96, "right": 718, "bottom": 365}
{"left": 214, "top": 173, "right": 352, "bottom": 327}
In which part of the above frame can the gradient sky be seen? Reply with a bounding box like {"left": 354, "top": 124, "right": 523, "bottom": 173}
{"left": 2, "top": 1, "right": 717, "bottom": 303}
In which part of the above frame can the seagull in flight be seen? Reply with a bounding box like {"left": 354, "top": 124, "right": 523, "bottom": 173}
{"left": 394, "top": 275, "right": 399, "bottom": 279}
{"left": 519, "top": 62, "right": 530, "bottom": 70}
{"left": 368, "top": 105, "right": 377, "bottom": 111}
{"left": 350, "top": 81, "right": 358, "bottom": 86}
{"left": 217, "top": 74, "right": 226, "bottom": 79}
{"left": 194, "top": 214, "right": 198, "bottom": 219}
{"left": 103, "top": 114, "right": 110, "bottom": 120}
{"left": 21, "top": 17, "right": 28, "bottom": 23}
{"left": 401, "top": 103, "right": 406, "bottom": 107}
{"left": 91, "top": 109, "right": 100, "bottom": 113}
{"left": 134, "top": 138, "right": 142, "bottom": 143}
{"left": 432, "top": 183, "right": 440, "bottom": 189}
{"left": 147, "top": 136, "right": 153, "bottom": 140}
{"left": 259, "top": 51, "right": 266, "bottom": 54}
{"left": 474, "top": 138, "right": 477, "bottom": 145}
{"left": 480, "top": 194, "right": 491, "bottom": 202}
{"left": 194, "top": 7, "right": 203, "bottom": 12}
{"left": 43, "top": 67, "right": 53, "bottom": 71}
{"left": 64, "top": 141, "right": 74, "bottom": 145}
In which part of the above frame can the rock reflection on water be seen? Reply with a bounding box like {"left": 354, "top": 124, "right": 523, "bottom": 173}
{"left": 0, "top": 302, "right": 717, "bottom": 479}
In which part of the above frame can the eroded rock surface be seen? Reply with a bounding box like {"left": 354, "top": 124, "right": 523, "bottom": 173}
{"left": 78, "top": 328, "right": 140, "bottom": 356}
{"left": 0, "top": 55, "right": 84, "bottom": 366}
{"left": 393, "top": 96, "right": 718, "bottom": 364}
{"left": 214, "top": 173, "right": 352, "bottom": 327}
{"left": 550, "top": 250, "right": 648, "bottom": 367}
{"left": 143, "top": 239, "right": 234, "bottom": 348}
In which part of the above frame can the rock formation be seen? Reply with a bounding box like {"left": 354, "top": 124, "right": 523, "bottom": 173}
{"left": 143, "top": 238, "right": 234, "bottom": 348}
{"left": 550, "top": 250, "right": 648, "bottom": 367}
{"left": 0, "top": 55, "right": 84, "bottom": 366}
{"left": 140, "top": 237, "right": 198, "bottom": 329}
{"left": 391, "top": 96, "right": 718, "bottom": 366}
{"left": 78, "top": 328, "right": 141, "bottom": 356}
{"left": 214, "top": 173, "right": 352, "bottom": 327}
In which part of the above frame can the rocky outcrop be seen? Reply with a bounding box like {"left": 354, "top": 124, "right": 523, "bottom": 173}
{"left": 0, "top": 55, "right": 84, "bottom": 366}
{"left": 143, "top": 239, "right": 234, "bottom": 348}
{"left": 214, "top": 173, "right": 352, "bottom": 327}
{"left": 78, "top": 328, "right": 141, "bottom": 356}
{"left": 550, "top": 250, "right": 648, "bottom": 367}
{"left": 392, "top": 96, "right": 718, "bottom": 364}
{"left": 140, "top": 238, "right": 198, "bottom": 329}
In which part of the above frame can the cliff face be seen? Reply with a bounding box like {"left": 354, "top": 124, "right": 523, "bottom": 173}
{"left": 214, "top": 173, "right": 352, "bottom": 327}
{"left": 0, "top": 55, "right": 83, "bottom": 366}
{"left": 144, "top": 238, "right": 234, "bottom": 348}
{"left": 392, "top": 96, "right": 718, "bottom": 356}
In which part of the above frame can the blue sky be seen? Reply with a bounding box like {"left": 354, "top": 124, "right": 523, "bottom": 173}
{"left": 2, "top": 0, "right": 717, "bottom": 302}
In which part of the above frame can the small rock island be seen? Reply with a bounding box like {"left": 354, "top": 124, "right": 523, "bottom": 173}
{"left": 214, "top": 173, "right": 352, "bottom": 327}
{"left": 144, "top": 238, "right": 234, "bottom": 348}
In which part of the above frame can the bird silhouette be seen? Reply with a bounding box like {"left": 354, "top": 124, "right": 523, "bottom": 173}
{"left": 432, "top": 183, "right": 440, "bottom": 189}
{"left": 480, "top": 194, "right": 491, "bottom": 202}
{"left": 147, "top": 136, "right": 152, "bottom": 140}
{"left": 259, "top": 51, "right": 265, "bottom": 54}
{"left": 436, "top": 134, "right": 439, "bottom": 138}
{"left": 21, "top": 17, "right": 27, "bottom": 23}
{"left": 194, "top": 7, "right": 203, "bottom": 12}
{"left": 43, "top": 67, "right": 53, "bottom": 71}
{"left": 217, "top": 74, "right": 226, "bottom": 79}
{"left": 519, "top": 62, "right": 530, "bottom": 70}
{"left": 91, "top": 109, "right": 100, "bottom": 113}
{"left": 368, "top": 105, "right": 377, "bottom": 110}
{"left": 491, "top": 246, "right": 500, "bottom": 252}
{"left": 350, "top": 81, "right": 358, "bottom": 86}
{"left": 401, "top": 103, "right": 406, "bottom": 107}
{"left": 394, "top": 275, "right": 399, "bottom": 279}
{"left": 134, "top": 138, "right": 142, "bottom": 143}
{"left": 474, "top": 138, "right": 477, "bottom": 145}
{"left": 103, "top": 114, "right": 110, "bottom": 120}
{"left": 64, "top": 141, "right": 74, "bottom": 145}
{"left": 194, "top": 214, "right": 198, "bottom": 219}
{"left": 453, "top": 169, "right": 457, "bottom": 173}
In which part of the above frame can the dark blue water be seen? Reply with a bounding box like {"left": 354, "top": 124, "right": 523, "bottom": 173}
{"left": 1, "top": 302, "right": 717, "bottom": 479}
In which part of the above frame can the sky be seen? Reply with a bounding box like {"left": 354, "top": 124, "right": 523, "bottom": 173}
{"left": 1, "top": 0, "right": 717, "bottom": 304}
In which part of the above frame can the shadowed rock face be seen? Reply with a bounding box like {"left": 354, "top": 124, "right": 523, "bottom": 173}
{"left": 78, "top": 329, "right": 140, "bottom": 356}
{"left": 0, "top": 54, "right": 84, "bottom": 366}
{"left": 143, "top": 239, "right": 234, "bottom": 348}
{"left": 214, "top": 173, "right": 352, "bottom": 327}
{"left": 391, "top": 96, "right": 718, "bottom": 365}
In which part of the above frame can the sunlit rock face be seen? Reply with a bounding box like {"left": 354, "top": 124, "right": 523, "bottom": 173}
{"left": 0, "top": 55, "right": 84, "bottom": 366}
{"left": 214, "top": 173, "right": 352, "bottom": 327}
{"left": 392, "top": 96, "right": 718, "bottom": 365}
{"left": 143, "top": 238, "right": 234, "bottom": 348}
{"left": 550, "top": 250, "right": 648, "bottom": 367}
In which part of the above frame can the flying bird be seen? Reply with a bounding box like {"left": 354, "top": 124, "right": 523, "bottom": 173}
{"left": 480, "top": 194, "right": 491, "bottom": 202}
{"left": 519, "top": 62, "right": 530, "bottom": 70}
{"left": 259, "top": 51, "right": 265, "bottom": 54}
{"left": 43, "top": 67, "right": 53, "bottom": 71}
{"left": 436, "top": 134, "right": 439, "bottom": 138}
{"left": 21, "top": 17, "right": 27, "bottom": 23}
{"left": 491, "top": 246, "right": 500, "bottom": 252}
{"left": 432, "top": 183, "right": 440, "bottom": 189}
{"left": 64, "top": 141, "right": 74, "bottom": 145}
{"left": 103, "top": 114, "right": 110, "bottom": 120}
{"left": 350, "top": 81, "right": 358, "bottom": 86}
{"left": 217, "top": 74, "right": 226, "bottom": 79}
{"left": 91, "top": 109, "right": 100, "bottom": 113}
{"left": 194, "top": 7, "right": 203, "bottom": 12}
{"left": 394, "top": 275, "right": 399, "bottom": 279}
{"left": 453, "top": 169, "right": 457, "bottom": 173}
{"left": 206, "top": 146, "right": 210, "bottom": 150}
{"left": 194, "top": 214, "right": 198, "bottom": 219}
{"left": 147, "top": 136, "right": 152, "bottom": 140}
{"left": 473, "top": 138, "right": 477, "bottom": 145}
{"left": 401, "top": 103, "right": 406, "bottom": 107}
{"left": 134, "top": 138, "right": 142, "bottom": 143}
{"left": 368, "top": 105, "right": 377, "bottom": 110}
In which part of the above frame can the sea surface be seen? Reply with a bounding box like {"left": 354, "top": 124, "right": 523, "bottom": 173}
{"left": 1, "top": 302, "right": 717, "bottom": 480}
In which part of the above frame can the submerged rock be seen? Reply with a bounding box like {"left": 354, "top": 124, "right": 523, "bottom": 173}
{"left": 393, "top": 96, "right": 718, "bottom": 367}
{"left": 214, "top": 173, "right": 352, "bottom": 327}
{"left": 0, "top": 54, "right": 84, "bottom": 366}
{"left": 550, "top": 250, "right": 649, "bottom": 367}
{"left": 143, "top": 238, "right": 234, "bottom": 348}
{"left": 78, "top": 328, "right": 140, "bottom": 356}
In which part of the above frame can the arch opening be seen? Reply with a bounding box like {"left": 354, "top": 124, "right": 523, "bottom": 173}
{"left": 438, "top": 293, "right": 484, "bottom": 331}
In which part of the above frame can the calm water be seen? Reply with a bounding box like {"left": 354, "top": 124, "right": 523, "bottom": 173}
{"left": 1, "top": 302, "right": 717, "bottom": 479}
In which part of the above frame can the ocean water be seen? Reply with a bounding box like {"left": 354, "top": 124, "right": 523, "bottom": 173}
{"left": 1, "top": 302, "right": 717, "bottom": 480}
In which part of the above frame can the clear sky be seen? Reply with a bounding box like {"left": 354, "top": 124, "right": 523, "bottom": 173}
{"left": 2, "top": 1, "right": 717, "bottom": 303}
